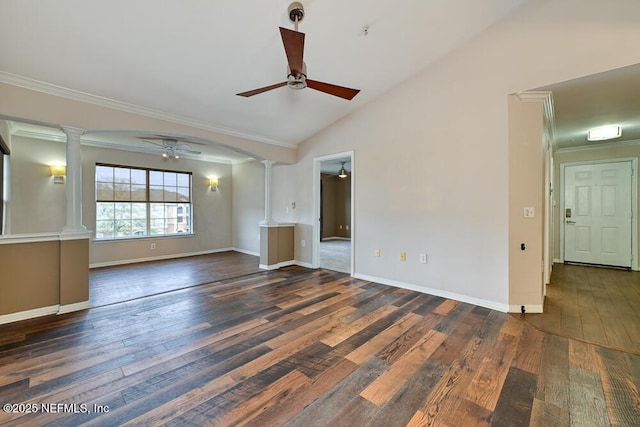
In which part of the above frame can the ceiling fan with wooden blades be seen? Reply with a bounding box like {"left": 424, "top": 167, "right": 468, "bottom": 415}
{"left": 237, "top": 2, "right": 360, "bottom": 101}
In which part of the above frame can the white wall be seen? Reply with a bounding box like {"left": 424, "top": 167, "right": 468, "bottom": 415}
{"left": 271, "top": 0, "right": 640, "bottom": 310}
{"left": 232, "top": 160, "right": 265, "bottom": 255}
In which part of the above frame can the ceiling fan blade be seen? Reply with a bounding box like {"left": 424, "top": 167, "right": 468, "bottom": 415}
{"left": 140, "top": 139, "right": 165, "bottom": 147}
{"left": 306, "top": 79, "right": 360, "bottom": 100}
{"left": 140, "top": 136, "right": 206, "bottom": 146}
{"left": 280, "top": 27, "right": 305, "bottom": 76}
{"left": 237, "top": 82, "right": 287, "bottom": 97}
{"left": 180, "top": 149, "right": 201, "bottom": 155}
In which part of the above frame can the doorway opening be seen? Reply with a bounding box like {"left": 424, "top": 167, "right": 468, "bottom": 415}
{"left": 559, "top": 158, "right": 638, "bottom": 270}
{"left": 313, "top": 151, "right": 354, "bottom": 275}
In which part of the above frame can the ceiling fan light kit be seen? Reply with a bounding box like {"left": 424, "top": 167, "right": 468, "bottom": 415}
{"left": 139, "top": 136, "right": 201, "bottom": 159}
{"left": 236, "top": 2, "right": 360, "bottom": 100}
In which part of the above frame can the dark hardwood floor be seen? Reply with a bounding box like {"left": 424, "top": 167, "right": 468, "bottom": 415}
{"left": 1, "top": 261, "right": 640, "bottom": 425}
{"left": 90, "top": 251, "right": 262, "bottom": 307}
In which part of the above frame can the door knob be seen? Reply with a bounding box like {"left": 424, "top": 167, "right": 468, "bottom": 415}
{"left": 565, "top": 220, "right": 576, "bottom": 224}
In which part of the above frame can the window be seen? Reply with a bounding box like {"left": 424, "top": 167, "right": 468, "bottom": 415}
{"left": 95, "top": 164, "right": 192, "bottom": 239}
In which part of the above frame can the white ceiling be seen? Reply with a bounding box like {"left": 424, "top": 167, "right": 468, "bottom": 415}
{"left": 0, "top": 0, "right": 528, "bottom": 155}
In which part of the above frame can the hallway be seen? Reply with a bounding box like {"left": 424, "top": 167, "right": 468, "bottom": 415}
{"left": 523, "top": 263, "right": 640, "bottom": 355}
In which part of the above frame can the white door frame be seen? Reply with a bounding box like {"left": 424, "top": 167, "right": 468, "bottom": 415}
{"left": 312, "top": 151, "right": 355, "bottom": 275}
{"left": 559, "top": 157, "right": 638, "bottom": 270}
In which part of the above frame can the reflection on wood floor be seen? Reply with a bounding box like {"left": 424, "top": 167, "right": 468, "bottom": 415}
{"left": 2, "top": 262, "right": 640, "bottom": 425}
{"left": 90, "top": 251, "right": 261, "bottom": 307}
{"left": 523, "top": 263, "right": 640, "bottom": 355}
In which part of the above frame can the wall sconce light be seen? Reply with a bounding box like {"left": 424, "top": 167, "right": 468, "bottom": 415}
{"left": 50, "top": 165, "right": 66, "bottom": 184}
{"left": 209, "top": 177, "right": 219, "bottom": 192}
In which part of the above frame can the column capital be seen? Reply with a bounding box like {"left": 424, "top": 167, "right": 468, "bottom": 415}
{"left": 60, "top": 126, "right": 85, "bottom": 139}
{"left": 261, "top": 160, "right": 276, "bottom": 168}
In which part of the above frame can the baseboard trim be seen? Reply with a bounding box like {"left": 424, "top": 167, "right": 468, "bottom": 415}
{"left": 90, "top": 248, "right": 235, "bottom": 268}
{"left": 295, "top": 261, "right": 314, "bottom": 269}
{"left": 0, "top": 305, "right": 59, "bottom": 325}
{"left": 58, "top": 301, "right": 91, "bottom": 315}
{"left": 509, "top": 304, "right": 544, "bottom": 314}
{"left": 259, "top": 260, "right": 297, "bottom": 271}
{"left": 353, "top": 273, "right": 510, "bottom": 313}
{"left": 321, "top": 237, "right": 351, "bottom": 241}
{"left": 553, "top": 258, "right": 561, "bottom": 264}
{"left": 231, "top": 248, "right": 260, "bottom": 257}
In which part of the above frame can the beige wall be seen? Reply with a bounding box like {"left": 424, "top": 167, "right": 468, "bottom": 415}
{"left": 0, "top": 239, "right": 60, "bottom": 315}
{"left": 271, "top": 0, "right": 640, "bottom": 310}
{"left": 8, "top": 135, "right": 234, "bottom": 265}
{"left": 232, "top": 160, "right": 264, "bottom": 254}
{"left": 60, "top": 238, "right": 90, "bottom": 305}
{"left": 508, "top": 96, "right": 545, "bottom": 310}
{"left": 0, "top": 235, "right": 90, "bottom": 320}
{"left": 9, "top": 135, "right": 67, "bottom": 233}
{"left": 321, "top": 174, "right": 351, "bottom": 239}
{"left": 553, "top": 140, "right": 640, "bottom": 262}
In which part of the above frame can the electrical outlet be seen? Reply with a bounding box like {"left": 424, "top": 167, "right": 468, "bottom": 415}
{"left": 374, "top": 248, "right": 380, "bottom": 257}
{"left": 339, "top": 225, "right": 343, "bottom": 229}
{"left": 150, "top": 243, "right": 156, "bottom": 250}
{"left": 420, "top": 253, "right": 427, "bottom": 264}
{"left": 301, "top": 240, "right": 306, "bottom": 247}
{"left": 400, "top": 252, "right": 406, "bottom": 261}
{"left": 346, "top": 225, "right": 349, "bottom": 230}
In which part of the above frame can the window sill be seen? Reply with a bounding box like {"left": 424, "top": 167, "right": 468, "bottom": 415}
{"left": 93, "top": 233, "right": 195, "bottom": 243}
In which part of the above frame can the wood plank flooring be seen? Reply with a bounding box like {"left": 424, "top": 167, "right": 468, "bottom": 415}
{"left": 90, "top": 251, "right": 262, "bottom": 307}
{"left": 1, "top": 263, "right": 640, "bottom": 425}
{"left": 523, "top": 263, "right": 640, "bottom": 355}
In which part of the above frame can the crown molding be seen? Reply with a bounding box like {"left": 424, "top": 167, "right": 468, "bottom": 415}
{"left": 515, "top": 90, "right": 556, "bottom": 145}
{"left": 0, "top": 71, "right": 296, "bottom": 150}
{"left": 10, "top": 127, "right": 249, "bottom": 164}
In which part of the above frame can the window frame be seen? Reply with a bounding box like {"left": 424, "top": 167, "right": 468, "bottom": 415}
{"left": 95, "top": 163, "right": 194, "bottom": 241}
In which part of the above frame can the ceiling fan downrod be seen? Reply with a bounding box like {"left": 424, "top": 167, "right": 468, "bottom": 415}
{"left": 288, "top": 2, "right": 304, "bottom": 32}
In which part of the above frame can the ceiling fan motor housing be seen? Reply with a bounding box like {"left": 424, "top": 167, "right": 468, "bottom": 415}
{"left": 288, "top": 2, "right": 304, "bottom": 23}
{"left": 287, "top": 63, "right": 307, "bottom": 89}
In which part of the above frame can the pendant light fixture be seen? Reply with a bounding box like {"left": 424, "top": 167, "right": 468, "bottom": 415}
{"left": 338, "top": 161, "right": 348, "bottom": 178}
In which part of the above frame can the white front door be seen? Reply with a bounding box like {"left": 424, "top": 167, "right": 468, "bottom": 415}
{"left": 564, "top": 161, "right": 633, "bottom": 267}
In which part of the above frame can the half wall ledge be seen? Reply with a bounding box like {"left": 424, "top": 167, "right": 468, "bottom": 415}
{"left": 0, "top": 232, "right": 91, "bottom": 325}
{"left": 259, "top": 223, "right": 295, "bottom": 270}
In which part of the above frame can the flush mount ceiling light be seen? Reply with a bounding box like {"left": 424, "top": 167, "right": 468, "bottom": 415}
{"left": 338, "top": 161, "right": 348, "bottom": 178}
{"left": 587, "top": 125, "right": 622, "bottom": 141}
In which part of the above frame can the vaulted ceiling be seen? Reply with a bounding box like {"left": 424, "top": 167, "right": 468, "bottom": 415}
{"left": 2, "top": 1, "right": 638, "bottom": 161}
{"left": 0, "top": 0, "right": 528, "bottom": 157}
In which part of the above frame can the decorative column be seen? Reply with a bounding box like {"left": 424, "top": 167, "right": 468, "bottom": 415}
{"left": 56, "top": 126, "right": 90, "bottom": 314}
{"left": 260, "top": 160, "right": 277, "bottom": 226}
{"left": 60, "top": 126, "right": 88, "bottom": 234}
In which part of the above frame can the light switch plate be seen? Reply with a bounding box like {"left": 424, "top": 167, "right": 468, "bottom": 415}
{"left": 523, "top": 207, "right": 535, "bottom": 218}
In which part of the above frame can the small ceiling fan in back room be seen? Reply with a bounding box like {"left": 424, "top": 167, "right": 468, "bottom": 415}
{"left": 137, "top": 136, "right": 202, "bottom": 159}
{"left": 237, "top": 2, "right": 360, "bottom": 100}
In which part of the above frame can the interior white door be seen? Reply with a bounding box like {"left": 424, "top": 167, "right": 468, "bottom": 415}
{"left": 564, "top": 161, "right": 632, "bottom": 267}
